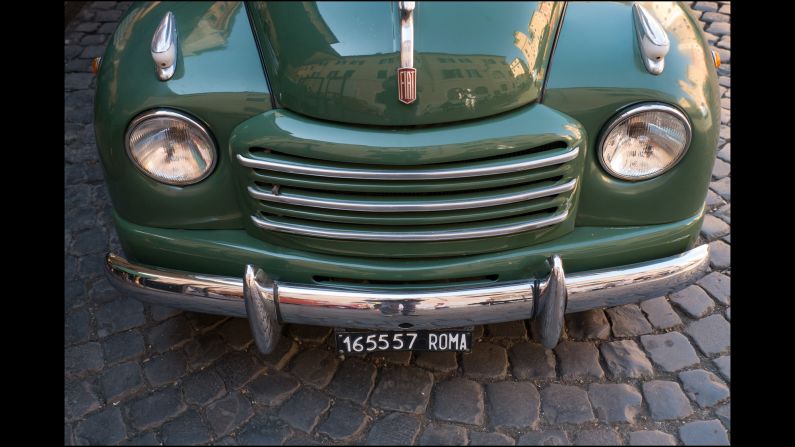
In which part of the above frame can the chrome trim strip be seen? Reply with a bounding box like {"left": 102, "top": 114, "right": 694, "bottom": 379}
{"left": 398, "top": 1, "right": 415, "bottom": 69}
{"left": 104, "top": 244, "right": 709, "bottom": 333}
{"left": 597, "top": 103, "right": 692, "bottom": 182}
{"left": 151, "top": 11, "right": 178, "bottom": 81}
{"left": 104, "top": 253, "right": 246, "bottom": 318}
{"left": 237, "top": 147, "right": 580, "bottom": 180}
{"left": 247, "top": 178, "right": 576, "bottom": 212}
{"left": 250, "top": 207, "right": 569, "bottom": 241}
{"left": 633, "top": 3, "right": 669, "bottom": 75}
{"left": 564, "top": 244, "right": 710, "bottom": 313}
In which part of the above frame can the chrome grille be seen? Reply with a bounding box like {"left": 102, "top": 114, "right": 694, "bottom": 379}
{"left": 237, "top": 143, "right": 580, "bottom": 241}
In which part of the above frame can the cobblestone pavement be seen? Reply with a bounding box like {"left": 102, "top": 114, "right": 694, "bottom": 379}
{"left": 65, "top": 2, "right": 730, "bottom": 445}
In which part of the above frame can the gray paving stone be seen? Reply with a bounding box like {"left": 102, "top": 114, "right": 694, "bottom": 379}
{"left": 486, "top": 382, "right": 540, "bottom": 429}
{"left": 509, "top": 341, "right": 556, "bottom": 379}
{"left": 541, "top": 384, "right": 594, "bottom": 424}
{"left": 99, "top": 22, "right": 119, "bottom": 33}
{"left": 432, "top": 378, "right": 485, "bottom": 425}
{"left": 693, "top": 1, "right": 718, "bottom": 12}
{"left": 96, "top": 9, "right": 123, "bottom": 21}
{"left": 284, "top": 434, "right": 320, "bottom": 445}
{"left": 679, "top": 369, "right": 730, "bottom": 408}
{"left": 711, "top": 158, "right": 730, "bottom": 180}
{"left": 288, "top": 324, "right": 332, "bottom": 344}
{"left": 419, "top": 423, "right": 469, "bottom": 445}
{"left": 697, "top": 272, "right": 730, "bottom": 305}
{"left": 161, "top": 410, "right": 211, "bottom": 445}
{"left": 64, "top": 424, "right": 73, "bottom": 446}
{"left": 486, "top": 320, "right": 528, "bottom": 338}
{"left": 256, "top": 336, "right": 298, "bottom": 370}
{"left": 214, "top": 351, "right": 266, "bottom": 389}
{"left": 95, "top": 298, "right": 146, "bottom": 337}
{"left": 685, "top": 314, "right": 730, "bottom": 355}
{"left": 102, "top": 330, "right": 146, "bottom": 365}
{"left": 64, "top": 380, "right": 101, "bottom": 421}
{"left": 279, "top": 387, "right": 331, "bottom": 433}
{"left": 100, "top": 361, "right": 145, "bottom": 402}
{"left": 574, "top": 429, "right": 621, "bottom": 446}
{"left": 555, "top": 341, "right": 604, "bottom": 379}
{"left": 714, "top": 203, "right": 730, "bottom": 224}
{"left": 716, "top": 403, "right": 730, "bottom": 429}
{"left": 640, "top": 332, "right": 700, "bottom": 372}
{"left": 217, "top": 318, "right": 254, "bottom": 350}
{"left": 701, "top": 215, "right": 730, "bottom": 241}
{"left": 679, "top": 420, "right": 729, "bottom": 445}
{"left": 185, "top": 312, "right": 226, "bottom": 333}
{"left": 247, "top": 370, "right": 300, "bottom": 406}
{"left": 206, "top": 391, "right": 255, "bottom": 437}
{"left": 725, "top": 307, "right": 730, "bottom": 320}
{"left": 143, "top": 351, "right": 187, "bottom": 388}
{"left": 64, "top": 342, "right": 103, "bottom": 378}
{"left": 289, "top": 348, "right": 340, "bottom": 389}
{"left": 706, "top": 21, "right": 730, "bottom": 35}
{"left": 74, "top": 406, "right": 127, "bottom": 445}
{"left": 606, "top": 304, "right": 653, "bottom": 337}
{"left": 126, "top": 387, "right": 187, "bottom": 431}
{"left": 565, "top": 309, "right": 610, "bottom": 340}
{"left": 642, "top": 381, "right": 693, "bottom": 421}
{"left": 88, "top": 278, "right": 123, "bottom": 305}
{"left": 122, "top": 432, "right": 160, "bottom": 445}
{"left": 65, "top": 307, "right": 92, "bottom": 345}
{"left": 317, "top": 400, "right": 369, "bottom": 441}
{"left": 146, "top": 315, "right": 194, "bottom": 353}
{"left": 415, "top": 351, "right": 458, "bottom": 373}
{"left": 710, "top": 177, "right": 730, "bottom": 201}
{"left": 707, "top": 240, "right": 731, "bottom": 270}
{"left": 589, "top": 383, "right": 642, "bottom": 423}
{"left": 600, "top": 339, "right": 653, "bottom": 380}
{"left": 713, "top": 355, "right": 730, "bottom": 382}
{"left": 183, "top": 333, "right": 228, "bottom": 370}
{"left": 65, "top": 73, "right": 94, "bottom": 91}
{"left": 670, "top": 285, "right": 715, "bottom": 318}
{"left": 366, "top": 412, "right": 421, "bottom": 445}
{"left": 629, "top": 430, "right": 676, "bottom": 445}
{"left": 327, "top": 357, "right": 377, "bottom": 405}
{"left": 182, "top": 369, "right": 227, "bottom": 406}
{"left": 149, "top": 305, "right": 182, "bottom": 322}
{"left": 704, "top": 189, "right": 724, "bottom": 209}
{"left": 517, "top": 430, "right": 569, "bottom": 445}
{"left": 80, "top": 33, "right": 107, "bottom": 45}
{"left": 462, "top": 342, "right": 508, "bottom": 379}
{"left": 371, "top": 350, "right": 413, "bottom": 365}
{"left": 237, "top": 414, "right": 293, "bottom": 445}
{"left": 371, "top": 365, "right": 434, "bottom": 414}
{"left": 470, "top": 431, "right": 516, "bottom": 445}
{"left": 640, "top": 297, "right": 682, "bottom": 330}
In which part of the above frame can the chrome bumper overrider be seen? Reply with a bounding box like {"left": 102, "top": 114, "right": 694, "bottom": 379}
{"left": 105, "top": 245, "right": 709, "bottom": 353}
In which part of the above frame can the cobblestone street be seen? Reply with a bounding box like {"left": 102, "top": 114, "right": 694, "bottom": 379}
{"left": 65, "top": 2, "right": 730, "bottom": 445}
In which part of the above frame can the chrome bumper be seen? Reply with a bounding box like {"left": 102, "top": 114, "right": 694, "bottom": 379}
{"left": 105, "top": 245, "right": 709, "bottom": 353}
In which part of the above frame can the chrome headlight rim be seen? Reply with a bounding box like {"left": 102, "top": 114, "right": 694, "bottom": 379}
{"left": 597, "top": 102, "right": 693, "bottom": 182}
{"left": 124, "top": 108, "right": 218, "bottom": 186}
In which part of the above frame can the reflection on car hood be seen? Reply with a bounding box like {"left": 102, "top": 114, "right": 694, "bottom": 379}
{"left": 248, "top": 1, "right": 564, "bottom": 126}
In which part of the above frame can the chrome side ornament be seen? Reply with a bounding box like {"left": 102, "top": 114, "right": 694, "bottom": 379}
{"left": 633, "top": 3, "right": 669, "bottom": 75}
{"left": 151, "top": 11, "right": 178, "bottom": 81}
{"left": 397, "top": 1, "right": 417, "bottom": 104}
{"left": 243, "top": 265, "right": 282, "bottom": 354}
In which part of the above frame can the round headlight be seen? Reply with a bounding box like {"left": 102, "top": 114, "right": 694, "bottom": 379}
{"left": 126, "top": 110, "right": 216, "bottom": 185}
{"left": 598, "top": 103, "right": 691, "bottom": 181}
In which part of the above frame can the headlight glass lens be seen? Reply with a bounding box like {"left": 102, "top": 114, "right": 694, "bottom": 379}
{"left": 126, "top": 111, "right": 216, "bottom": 185}
{"left": 599, "top": 104, "right": 691, "bottom": 181}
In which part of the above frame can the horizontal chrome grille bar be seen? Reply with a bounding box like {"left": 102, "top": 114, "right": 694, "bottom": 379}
{"left": 251, "top": 207, "right": 569, "bottom": 241}
{"left": 248, "top": 179, "right": 577, "bottom": 212}
{"left": 237, "top": 147, "right": 580, "bottom": 180}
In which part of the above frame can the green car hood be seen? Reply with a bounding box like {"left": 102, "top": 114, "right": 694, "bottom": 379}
{"left": 247, "top": 1, "right": 564, "bottom": 126}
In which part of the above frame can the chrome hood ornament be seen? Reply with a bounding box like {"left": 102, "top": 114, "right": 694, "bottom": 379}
{"left": 633, "top": 3, "right": 669, "bottom": 75}
{"left": 151, "top": 11, "right": 178, "bottom": 81}
{"left": 397, "top": 1, "right": 417, "bottom": 104}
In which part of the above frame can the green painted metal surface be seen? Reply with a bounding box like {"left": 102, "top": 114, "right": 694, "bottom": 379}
{"left": 115, "top": 207, "right": 703, "bottom": 283}
{"left": 543, "top": 1, "right": 720, "bottom": 226}
{"left": 93, "top": 1, "right": 272, "bottom": 229}
{"left": 94, "top": 1, "right": 720, "bottom": 281}
{"left": 247, "top": 1, "right": 563, "bottom": 125}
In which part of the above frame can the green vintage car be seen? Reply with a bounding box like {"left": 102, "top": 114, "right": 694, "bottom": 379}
{"left": 96, "top": 1, "right": 720, "bottom": 354}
